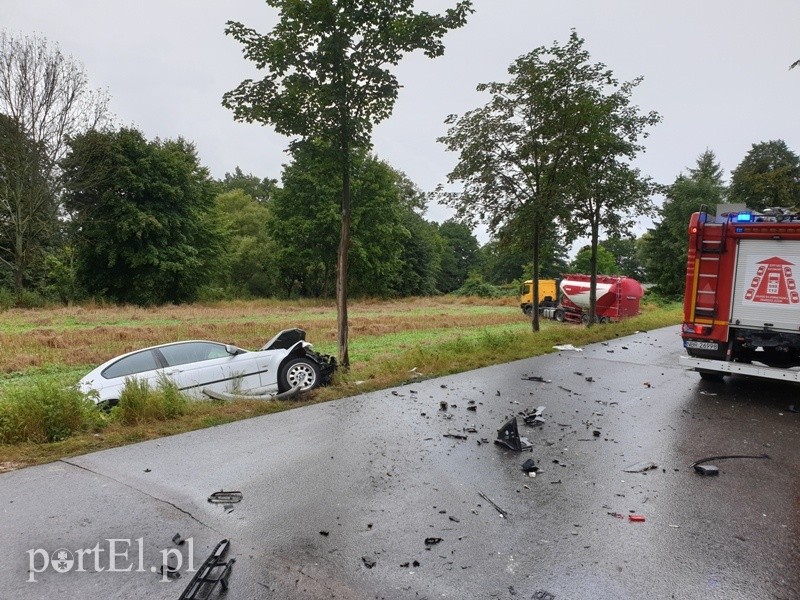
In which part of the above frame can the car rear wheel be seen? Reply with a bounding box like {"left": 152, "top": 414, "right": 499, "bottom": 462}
{"left": 279, "top": 357, "right": 321, "bottom": 392}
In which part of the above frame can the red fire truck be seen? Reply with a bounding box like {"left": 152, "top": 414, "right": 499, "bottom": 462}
{"left": 680, "top": 206, "right": 800, "bottom": 381}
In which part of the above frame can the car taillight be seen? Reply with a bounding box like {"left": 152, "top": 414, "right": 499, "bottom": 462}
{"left": 682, "top": 323, "right": 712, "bottom": 336}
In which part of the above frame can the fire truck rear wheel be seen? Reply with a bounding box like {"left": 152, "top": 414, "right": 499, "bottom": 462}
{"left": 698, "top": 370, "right": 724, "bottom": 382}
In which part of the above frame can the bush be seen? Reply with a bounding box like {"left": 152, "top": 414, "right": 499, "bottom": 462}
{"left": 113, "top": 377, "right": 189, "bottom": 425}
{"left": 452, "top": 275, "right": 503, "bottom": 298}
{"left": 0, "top": 382, "right": 100, "bottom": 443}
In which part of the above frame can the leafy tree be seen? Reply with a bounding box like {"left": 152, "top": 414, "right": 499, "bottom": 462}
{"left": 61, "top": 128, "right": 222, "bottom": 305}
{"left": 270, "top": 140, "right": 408, "bottom": 298}
{"left": 600, "top": 235, "right": 644, "bottom": 279}
{"left": 213, "top": 189, "right": 279, "bottom": 297}
{"left": 436, "top": 219, "right": 479, "bottom": 293}
{"left": 570, "top": 244, "right": 618, "bottom": 275}
{"left": 223, "top": 0, "right": 472, "bottom": 367}
{"left": 438, "top": 31, "right": 641, "bottom": 331}
{"left": 728, "top": 140, "right": 800, "bottom": 211}
{"left": 641, "top": 150, "right": 726, "bottom": 297}
{"left": 217, "top": 167, "right": 278, "bottom": 203}
{"left": 0, "top": 114, "right": 54, "bottom": 292}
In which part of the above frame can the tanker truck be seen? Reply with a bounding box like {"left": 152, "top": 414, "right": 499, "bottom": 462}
{"left": 540, "top": 274, "right": 645, "bottom": 324}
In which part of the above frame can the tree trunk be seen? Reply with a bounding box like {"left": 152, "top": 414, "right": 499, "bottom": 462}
{"left": 588, "top": 216, "right": 599, "bottom": 327}
{"left": 531, "top": 222, "right": 541, "bottom": 332}
{"left": 336, "top": 142, "right": 351, "bottom": 369}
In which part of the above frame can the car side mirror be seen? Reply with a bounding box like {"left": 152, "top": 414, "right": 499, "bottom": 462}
{"left": 225, "top": 344, "right": 244, "bottom": 356}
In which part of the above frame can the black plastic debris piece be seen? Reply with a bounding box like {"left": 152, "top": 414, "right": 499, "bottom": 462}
{"left": 412, "top": 560, "right": 420, "bottom": 567}
{"left": 449, "top": 516, "right": 460, "bottom": 523}
{"left": 172, "top": 533, "right": 185, "bottom": 546}
{"left": 467, "top": 405, "right": 477, "bottom": 412}
{"left": 694, "top": 464, "right": 719, "bottom": 476}
{"left": 439, "top": 400, "right": 449, "bottom": 411}
{"left": 208, "top": 490, "right": 243, "bottom": 504}
{"left": 464, "top": 425, "right": 478, "bottom": 433}
{"left": 522, "top": 376, "right": 552, "bottom": 383}
{"left": 424, "top": 537, "right": 443, "bottom": 546}
{"left": 362, "top": 557, "right": 376, "bottom": 569}
{"left": 585, "top": 376, "right": 595, "bottom": 382}
{"left": 400, "top": 562, "right": 410, "bottom": 568}
{"left": 521, "top": 458, "right": 539, "bottom": 473}
{"left": 319, "top": 530, "right": 330, "bottom": 536}
{"left": 592, "top": 430, "right": 601, "bottom": 437}
{"left": 144, "top": 468, "right": 152, "bottom": 473}
{"left": 178, "top": 539, "right": 235, "bottom": 600}
{"left": 533, "top": 591, "right": 556, "bottom": 600}
{"left": 443, "top": 433, "right": 468, "bottom": 440}
{"left": 494, "top": 417, "right": 532, "bottom": 451}
{"left": 522, "top": 406, "right": 546, "bottom": 427}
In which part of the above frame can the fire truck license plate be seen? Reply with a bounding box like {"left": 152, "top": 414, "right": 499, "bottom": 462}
{"left": 685, "top": 341, "right": 719, "bottom": 351}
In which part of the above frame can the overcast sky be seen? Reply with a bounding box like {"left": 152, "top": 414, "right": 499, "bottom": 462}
{"left": 4, "top": 0, "right": 800, "bottom": 242}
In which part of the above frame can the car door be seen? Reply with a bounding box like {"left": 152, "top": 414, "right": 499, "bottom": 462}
{"left": 99, "top": 349, "right": 166, "bottom": 402}
{"left": 156, "top": 342, "right": 262, "bottom": 397}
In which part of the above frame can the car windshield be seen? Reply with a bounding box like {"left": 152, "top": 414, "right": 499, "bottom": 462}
{"left": 158, "top": 342, "right": 231, "bottom": 367}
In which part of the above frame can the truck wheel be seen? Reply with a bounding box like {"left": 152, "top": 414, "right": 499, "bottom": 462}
{"left": 698, "top": 370, "right": 724, "bottom": 382}
{"left": 522, "top": 304, "right": 532, "bottom": 316}
{"left": 554, "top": 309, "right": 565, "bottom": 322}
{"left": 279, "top": 357, "right": 321, "bottom": 392}
{"left": 581, "top": 314, "right": 591, "bottom": 326}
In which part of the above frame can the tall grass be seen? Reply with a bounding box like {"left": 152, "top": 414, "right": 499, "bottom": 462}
{"left": 113, "top": 377, "right": 189, "bottom": 425}
{"left": 0, "top": 382, "right": 101, "bottom": 443}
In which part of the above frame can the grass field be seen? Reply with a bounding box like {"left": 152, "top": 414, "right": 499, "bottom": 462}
{"left": 0, "top": 296, "right": 682, "bottom": 469}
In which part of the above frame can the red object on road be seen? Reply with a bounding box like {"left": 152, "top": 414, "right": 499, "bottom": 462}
{"left": 628, "top": 514, "right": 646, "bottom": 522}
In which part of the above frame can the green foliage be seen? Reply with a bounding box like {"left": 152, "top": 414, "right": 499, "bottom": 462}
{"left": 216, "top": 167, "right": 278, "bottom": 203}
{"left": 113, "top": 377, "right": 189, "bottom": 425}
{"left": 213, "top": 189, "right": 279, "bottom": 297}
{"left": 0, "top": 382, "right": 100, "bottom": 443}
{"left": 436, "top": 219, "right": 480, "bottom": 293}
{"left": 452, "top": 274, "right": 503, "bottom": 298}
{"left": 570, "top": 245, "right": 619, "bottom": 274}
{"left": 61, "top": 128, "right": 223, "bottom": 306}
{"left": 393, "top": 211, "right": 442, "bottom": 296}
{"left": 642, "top": 150, "right": 725, "bottom": 297}
{"left": 600, "top": 236, "right": 645, "bottom": 279}
{"left": 270, "top": 141, "right": 413, "bottom": 298}
{"left": 728, "top": 140, "right": 800, "bottom": 211}
{"left": 0, "top": 114, "right": 56, "bottom": 292}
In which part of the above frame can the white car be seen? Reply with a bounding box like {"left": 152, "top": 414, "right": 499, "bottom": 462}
{"left": 78, "top": 328, "right": 335, "bottom": 406}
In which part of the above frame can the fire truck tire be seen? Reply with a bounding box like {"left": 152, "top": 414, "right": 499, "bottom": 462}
{"left": 554, "top": 309, "right": 565, "bottom": 322}
{"left": 698, "top": 370, "right": 724, "bottom": 382}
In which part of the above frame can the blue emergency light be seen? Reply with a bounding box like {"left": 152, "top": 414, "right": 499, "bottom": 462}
{"left": 735, "top": 212, "right": 752, "bottom": 223}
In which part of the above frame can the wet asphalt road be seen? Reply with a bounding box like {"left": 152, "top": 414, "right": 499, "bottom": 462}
{"left": 0, "top": 325, "right": 798, "bottom": 600}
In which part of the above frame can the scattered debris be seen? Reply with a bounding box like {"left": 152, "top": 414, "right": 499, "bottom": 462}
{"left": 439, "top": 401, "right": 449, "bottom": 411}
{"left": 623, "top": 461, "right": 658, "bottom": 473}
{"left": 319, "top": 530, "right": 330, "bottom": 536}
{"left": 449, "top": 516, "right": 460, "bottom": 523}
{"left": 522, "top": 406, "right": 546, "bottom": 426}
{"left": 533, "top": 591, "right": 556, "bottom": 600}
{"left": 172, "top": 533, "right": 185, "bottom": 546}
{"left": 628, "top": 514, "right": 646, "bottom": 522}
{"left": 553, "top": 344, "right": 582, "bottom": 352}
{"left": 643, "top": 382, "right": 652, "bottom": 388}
{"left": 362, "top": 557, "right": 376, "bottom": 569}
{"left": 478, "top": 491, "right": 508, "bottom": 519}
{"left": 694, "top": 464, "right": 719, "bottom": 476}
{"left": 592, "top": 430, "right": 601, "bottom": 437}
{"left": 208, "top": 491, "right": 243, "bottom": 504}
{"left": 424, "top": 537, "right": 443, "bottom": 546}
{"left": 699, "top": 390, "right": 717, "bottom": 396}
{"left": 178, "top": 539, "right": 234, "bottom": 600}
{"left": 522, "top": 376, "right": 552, "bottom": 383}
{"left": 585, "top": 376, "right": 595, "bottom": 383}
{"left": 690, "top": 454, "right": 770, "bottom": 472}
{"left": 494, "top": 417, "right": 533, "bottom": 451}
{"left": 467, "top": 405, "right": 477, "bottom": 412}
{"left": 443, "top": 433, "right": 468, "bottom": 440}
{"left": 608, "top": 512, "right": 624, "bottom": 519}
{"left": 521, "top": 458, "right": 539, "bottom": 473}
{"left": 144, "top": 468, "right": 151, "bottom": 473}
